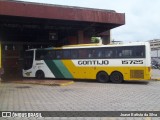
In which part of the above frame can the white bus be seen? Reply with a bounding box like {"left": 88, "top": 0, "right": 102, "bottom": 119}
{"left": 23, "top": 42, "right": 151, "bottom": 83}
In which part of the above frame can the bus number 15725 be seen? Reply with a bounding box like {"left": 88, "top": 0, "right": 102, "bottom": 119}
{"left": 122, "top": 60, "right": 143, "bottom": 64}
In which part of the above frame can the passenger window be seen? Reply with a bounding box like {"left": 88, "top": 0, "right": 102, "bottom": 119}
{"left": 104, "top": 50, "right": 113, "bottom": 58}
{"left": 79, "top": 49, "right": 88, "bottom": 59}
{"left": 135, "top": 46, "right": 145, "bottom": 58}
{"left": 71, "top": 49, "right": 78, "bottom": 59}
{"left": 36, "top": 50, "right": 48, "bottom": 60}
{"left": 63, "top": 50, "right": 71, "bottom": 59}
{"left": 122, "top": 49, "right": 132, "bottom": 57}
{"left": 45, "top": 51, "right": 55, "bottom": 60}
{"left": 116, "top": 47, "right": 133, "bottom": 58}
{"left": 88, "top": 49, "right": 96, "bottom": 58}
{"left": 56, "top": 50, "right": 63, "bottom": 59}
{"left": 94, "top": 49, "right": 103, "bottom": 58}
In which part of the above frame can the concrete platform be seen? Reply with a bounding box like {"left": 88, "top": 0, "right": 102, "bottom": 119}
{"left": 151, "top": 78, "right": 160, "bottom": 81}
{"left": 1, "top": 79, "right": 74, "bottom": 86}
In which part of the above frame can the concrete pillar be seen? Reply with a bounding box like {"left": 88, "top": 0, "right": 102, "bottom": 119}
{"left": 78, "top": 30, "right": 84, "bottom": 44}
{"left": 99, "top": 30, "right": 111, "bottom": 44}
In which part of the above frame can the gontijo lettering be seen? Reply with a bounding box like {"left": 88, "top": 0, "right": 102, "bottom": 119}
{"left": 78, "top": 60, "right": 109, "bottom": 65}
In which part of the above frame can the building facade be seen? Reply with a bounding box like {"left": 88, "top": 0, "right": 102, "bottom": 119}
{"left": 149, "top": 39, "right": 160, "bottom": 57}
{"left": 0, "top": 0, "right": 125, "bottom": 79}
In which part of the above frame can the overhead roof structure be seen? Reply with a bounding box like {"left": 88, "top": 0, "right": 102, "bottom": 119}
{"left": 0, "top": 0, "right": 125, "bottom": 35}
{"left": 0, "top": 0, "right": 126, "bottom": 79}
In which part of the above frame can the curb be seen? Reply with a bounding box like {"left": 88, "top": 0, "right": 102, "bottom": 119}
{"left": 1, "top": 80, "right": 74, "bottom": 86}
{"left": 151, "top": 78, "right": 160, "bottom": 81}
{"left": 58, "top": 81, "right": 74, "bottom": 86}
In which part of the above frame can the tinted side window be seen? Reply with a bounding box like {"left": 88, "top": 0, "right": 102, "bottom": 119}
{"left": 45, "top": 51, "right": 55, "bottom": 60}
{"left": 78, "top": 49, "right": 88, "bottom": 59}
{"left": 87, "top": 49, "right": 96, "bottom": 58}
{"left": 36, "top": 50, "right": 48, "bottom": 60}
{"left": 24, "top": 51, "right": 33, "bottom": 70}
{"left": 134, "top": 46, "right": 145, "bottom": 58}
{"left": 71, "top": 49, "right": 78, "bottom": 59}
{"left": 36, "top": 50, "right": 55, "bottom": 60}
{"left": 63, "top": 50, "right": 71, "bottom": 59}
{"left": 115, "top": 46, "right": 145, "bottom": 58}
{"left": 55, "top": 50, "right": 63, "bottom": 59}
{"left": 104, "top": 48, "right": 114, "bottom": 58}
{"left": 116, "top": 47, "right": 133, "bottom": 58}
{"left": 93, "top": 48, "right": 104, "bottom": 58}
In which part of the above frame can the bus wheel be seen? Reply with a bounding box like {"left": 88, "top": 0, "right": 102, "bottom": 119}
{"left": 110, "top": 71, "right": 123, "bottom": 83}
{"left": 96, "top": 71, "right": 109, "bottom": 83}
{"left": 36, "top": 70, "right": 45, "bottom": 79}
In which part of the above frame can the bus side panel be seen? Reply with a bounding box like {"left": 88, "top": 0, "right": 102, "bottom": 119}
{"left": 62, "top": 60, "right": 127, "bottom": 80}
{"left": 23, "top": 60, "right": 55, "bottom": 78}
{"left": 61, "top": 60, "right": 93, "bottom": 79}
{"left": 62, "top": 60, "right": 151, "bottom": 81}
{"left": 44, "top": 60, "right": 73, "bottom": 79}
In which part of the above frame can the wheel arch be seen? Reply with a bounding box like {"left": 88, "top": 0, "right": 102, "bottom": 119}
{"left": 110, "top": 71, "right": 124, "bottom": 83}
{"left": 35, "top": 69, "right": 45, "bottom": 79}
{"left": 96, "top": 70, "right": 110, "bottom": 78}
{"left": 110, "top": 71, "right": 124, "bottom": 78}
{"left": 96, "top": 70, "right": 109, "bottom": 83}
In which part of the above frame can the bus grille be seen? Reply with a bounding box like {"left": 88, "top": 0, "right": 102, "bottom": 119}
{"left": 130, "top": 70, "right": 144, "bottom": 79}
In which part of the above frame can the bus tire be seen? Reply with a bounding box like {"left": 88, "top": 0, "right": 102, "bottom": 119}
{"left": 36, "top": 70, "right": 45, "bottom": 79}
{"left": 110, "top": 71, "right": 123, "bottom": 83}
{"left": 96, "top": 71, "right": 109, "bottom": 83}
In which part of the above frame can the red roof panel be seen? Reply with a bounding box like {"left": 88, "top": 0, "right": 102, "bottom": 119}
{"left": 0, "top": 1, "right": 125, "bottom": 25}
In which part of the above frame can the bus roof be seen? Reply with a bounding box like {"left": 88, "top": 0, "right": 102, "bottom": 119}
{"left": 57, "top": 42, "right": 149, "bottom": 49}
{"left": 26, "top": 42, "right": 150, "bottom": 51}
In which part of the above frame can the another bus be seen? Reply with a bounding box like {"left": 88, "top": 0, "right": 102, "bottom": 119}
{"left": 23, "top": 42, "right": 151, "bottom": 83}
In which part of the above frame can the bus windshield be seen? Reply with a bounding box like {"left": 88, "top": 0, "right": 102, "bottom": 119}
{"left": 23, "top": 51, "right": 34, "bottom": 70}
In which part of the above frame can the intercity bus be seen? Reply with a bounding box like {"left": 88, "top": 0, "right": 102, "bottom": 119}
{"left": 23, "top": 42, "right": 151, "bottom": 83}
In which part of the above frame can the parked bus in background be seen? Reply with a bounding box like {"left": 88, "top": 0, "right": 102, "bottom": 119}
{"left": 23, "top": 42, "right": 151, "bottom": 83}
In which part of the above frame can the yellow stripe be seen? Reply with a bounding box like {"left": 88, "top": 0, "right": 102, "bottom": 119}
{"left": 59, "top": 81, "right": 74, "bottom": 86}
{"left": 62, "top": 60, "right": 151, "bottom": 81}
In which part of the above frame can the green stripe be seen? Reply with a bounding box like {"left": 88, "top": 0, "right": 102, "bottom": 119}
{"left": 45, "top": 60, "right": 64, "bottom": 78}
{"left": 53, "top": 60, "right": 73, "bottom": 78}
{"left": 44, "top": 60, "right": 73, "bottom": 79}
